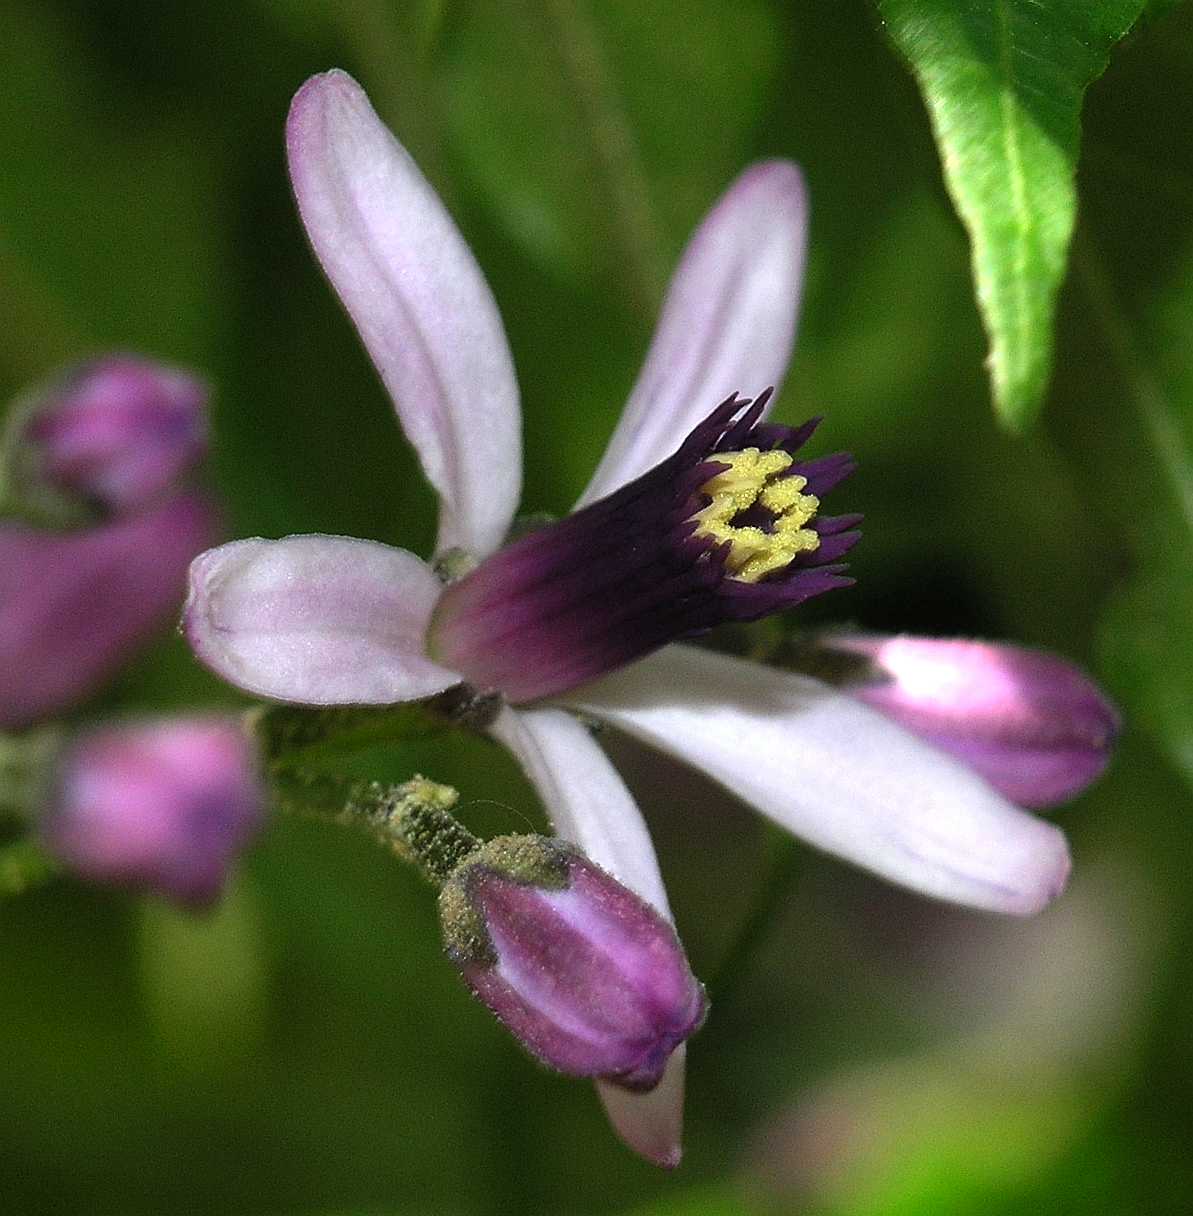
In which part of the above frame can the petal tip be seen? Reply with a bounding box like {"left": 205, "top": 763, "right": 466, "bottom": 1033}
{"left": 742, "top": 157, "right": 806, "bottom": 198}
{"left": 1005, "top": 823, "right": 1072, "bottom": 918}
{"left": 289, "top": 67, "right": 360, "bottom": 115}
{"left": 727, "top": 160, "right": 808, "bottom": 234}
{"left": 596, "top": 1050, "right": 685, "bottom": 1169}
{"left": 286, "top": 69, "right": 371, "bottom": 173}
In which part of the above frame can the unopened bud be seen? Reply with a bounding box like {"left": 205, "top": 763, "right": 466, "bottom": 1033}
{"left": 440, "top": 836, "right": 707, "bottom": 1091}
{"left": 0, "top": 493, "right": 219, "bottom": 729}
{"left": 4, "top": 356, "right": 207, "bottom": 522}
{"left": 827, "top": 635, "right": 1120, "bottom": 808}
{"left": 41, "top": 718, "right": 263, "bottom": 907}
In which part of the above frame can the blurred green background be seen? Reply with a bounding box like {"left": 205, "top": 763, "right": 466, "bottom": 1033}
{"left": 3, "top": 1, "right": 1193, "bottom": 1213}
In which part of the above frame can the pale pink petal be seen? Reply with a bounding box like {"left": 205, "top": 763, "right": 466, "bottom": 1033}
{"left": 185, "top": 535, "right": 460, "bottom": 704}
{"left": 566, "top": 646, "right": 1071, "bottom": 917}
{"left": 489, "top": 706, "right": 671, "bottom": 917}
{"left": 597, "top": 1049, "right": 686, "bottom": 1170}
{"left": 287, "top": 71, "right": 521, "bottom": 558}
{"left": 578, "top": 161, "right": 808, "bottom": 507}
{"left": 489, "top": 705, "right": 684, "bottom": 1166}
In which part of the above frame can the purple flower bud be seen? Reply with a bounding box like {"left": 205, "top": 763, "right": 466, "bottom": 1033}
{"left": 440, "top": 836, "right": 707, "bottom": 1091}
{"left": 0, "top": 493, "right": 220, "bottom": 729}
{"left": 41, "top": 718, "right": 264, "bottom": 907}
{"left": 830, "top": 635, "right": 1121, "bottom": 808}
{"left": 13, "top": 356, "right": 207, "bottom": 519}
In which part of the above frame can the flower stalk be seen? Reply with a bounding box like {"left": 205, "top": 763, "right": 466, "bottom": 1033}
{"left": 270, "top": 769, "right": 479, "bottom": 885}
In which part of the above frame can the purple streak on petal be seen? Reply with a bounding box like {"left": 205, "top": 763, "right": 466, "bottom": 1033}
{"left": 567, "top": 645, "right": 1072, "bottom": 917}
{"left": 0, "top": 493, "right": 220, "bottom": 729}
{"left": 184, "top": 534, "right": 461, "bottom": 705}
{"left": 43, "top": 717, "right": 263, "bottom": 908}
{"left": 578, "top": 162, "right": 809, "bottom": 507}
{"left": 286, "top": 70, "right": 521, "bottom": 558}
{"left": 433, "top": 396, "right": 856, "bottom": 702}
{"left": 22, "top": 356, "right": 208, "bottom": 516}
{"left": 830, "top": 635, "right": 1121, "bottom": 807}
{"left": 750, "top": 415, "right": 821, "bottom": 456}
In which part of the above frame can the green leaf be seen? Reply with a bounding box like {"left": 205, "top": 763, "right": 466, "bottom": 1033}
{"left": 878, "top": 0, "right": 1146, "bottom": 431}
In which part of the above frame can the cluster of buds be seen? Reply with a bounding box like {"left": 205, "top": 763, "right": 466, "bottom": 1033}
{"left": 1, "top": 357, "right": 219, "bottom": 729}
{"left": 1, "top": 357, "right": 261, "bottom": 906}
{"left": 0, "top": 352, "right": 705, "bottom": 1141}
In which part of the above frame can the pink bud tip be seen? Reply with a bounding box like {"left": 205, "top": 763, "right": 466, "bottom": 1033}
{"left": 834, "top": 635, "right": 1121, "bottom": 808}
{"left": 42, "top": 718, "right": 264, "bottom": 907}
{"left": 20, "top": 355, "right": 208, "bottom": 517}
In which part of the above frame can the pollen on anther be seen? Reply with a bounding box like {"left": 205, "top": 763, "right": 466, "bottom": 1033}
{"left": 690, "top": 447, "right": 822, "bottom": 583}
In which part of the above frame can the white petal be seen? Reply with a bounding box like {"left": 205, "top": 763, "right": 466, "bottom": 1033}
{"left": 489, "top": 706, "right": 670, "bottom": 916}
{"left": 287, "top": 71, "right": 521, "bottom": 557}
{"left": 596, "top": 1048, "right": 685, "bottom": 1170}
{"left": 489, "top": 705, "right": 685, "bottom": 1167}
{"left": 577, "top": 161, "right": 808, "bottom": 507}
{"left": 566, "top": 646, "right": 1071, "bottom": 916}
{"left": 185, "top": 535, "right": 461, "bottom": 704}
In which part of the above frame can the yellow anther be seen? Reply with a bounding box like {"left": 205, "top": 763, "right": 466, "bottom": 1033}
{"left": 691, "top": 448, "right": 820, "bottom": 583}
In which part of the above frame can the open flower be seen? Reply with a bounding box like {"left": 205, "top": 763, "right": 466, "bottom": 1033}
{"left": 184, "top": 71, "right": 1088, "bottom": 1165}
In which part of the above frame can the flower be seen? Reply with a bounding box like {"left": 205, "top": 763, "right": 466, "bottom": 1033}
{"left": 1, "top": 493, "right": 219, "bottom": 729}
{"left": 440, "top": 834, "right": 707, "bottom": 1099}
{"left": 824, "top": 635, "right": 1121, "bottom": 808}
{"left": 41, "top": 717, "right": 263, "bottom": 907}
{"left": 184, "top": 70, "right": 1100, "bottom": 1164}
{"left": 4, "top": 355, "right": 208, "bottom": 522}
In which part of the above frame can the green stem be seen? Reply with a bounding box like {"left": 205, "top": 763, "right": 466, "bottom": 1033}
{"left": 542, "top": 0, "right": 667, "bottom": 316}
{"left": 271, "top": 770, "right": 478, "bottom": 886}
{"left": 709, "top": 829, "right": 801, "bottom": 1005}
{"left": 1073, "top": 232, "right": 1193, "bottom": 540}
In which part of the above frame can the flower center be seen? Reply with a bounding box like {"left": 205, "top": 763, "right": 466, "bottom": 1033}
{"left": 690, "top": 448, "right": 821, "bottom": 583}
{"left": 428, "top": 392, "right": 858, "bottom": 704}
